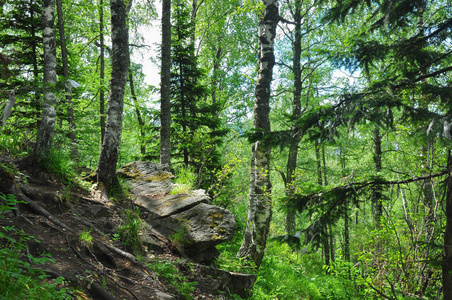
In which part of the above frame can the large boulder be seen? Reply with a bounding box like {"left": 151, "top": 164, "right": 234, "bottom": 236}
{"left": 117, "top": 161, "right": 236, "bottom": 263}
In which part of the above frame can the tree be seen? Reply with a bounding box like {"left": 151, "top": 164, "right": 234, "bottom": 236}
{"left": 34, "top": 0, "right": 57, "bottom": 161}
{"left": 170, "top": 0, "right": 227, "bottom": 187}
{"left": 99, "top": 0, "right": 106, "bottom": 143}
{"left": 160, "top": 0, "right": 172, "bottom": 167}
{"left": 0, "top": 0, "right": 43, "bottom": 130}
{"left": 323, "top": 0, "right": 452, "bottom": 296}
{"left": 237, "top": 0, "right": 279, "bottom": 268}
{"left": 96, "top": 0, "right": 129, "bottom": 192}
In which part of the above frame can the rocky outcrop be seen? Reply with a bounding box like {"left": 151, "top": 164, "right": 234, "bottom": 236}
{"left": 117, "top": 161, "right": 236, "bottom": 264}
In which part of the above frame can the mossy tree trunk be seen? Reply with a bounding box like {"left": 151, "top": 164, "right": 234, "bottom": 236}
{"left": 96, "top": 0, "right": 129, "bottom": 192}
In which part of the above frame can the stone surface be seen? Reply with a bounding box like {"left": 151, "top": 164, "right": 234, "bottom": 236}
{"left": 191, "top": 264, "right": 257, "bottom": 298}
{"left": 117, "top": 161, "right": 236, "bottom": 263}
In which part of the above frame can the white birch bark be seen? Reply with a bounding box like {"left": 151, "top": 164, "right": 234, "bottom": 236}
{"left": 237, "top": 0, "right": 279, "bottom": 268}
{"left": 34, "top": 0, "right": 57, "bottom": 160}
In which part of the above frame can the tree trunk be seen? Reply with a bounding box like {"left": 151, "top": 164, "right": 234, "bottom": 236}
{"left": 237, "top": 145, "right": 257, "bottom": 260}
{"left": 128, "top": 71, "right": 146, "bottom": 155}
{"left": 237, "top": 0, "right": 279, "bottom": 268}
{"left": 34, "top": 0, "right": 57, "bottom": 160}
{"left": 284, "top": 0, "right": 302, "bottom": 237}
{"left": 372, "top": 127, "right": 383, "bottom": 228}
{"left": 344, "top": 199, "right": 350, "bottom": 262}
{"left": 323, "top": 219, "right": 330, "bottom": 268}
{"left": 99, "top": 0, "right": 106, "bottom": 143}
{"left": 443, "top": 165, "right": 452, "bottom": 299}
{"left": 211, "top": 41, "right": 222, "bottom": 107}
{"left": 315, "top": 139, "right": 322, "bottom": 185}
{"left": 56, "top": 0, "right": 78, "bottom": 159}
{"left": 30, "top": 0, "right": 41, "bottom": 122}
{"left": 160, "top": 0, "right": 171, "bottom": 167}
{"left": 96, "top": 0, "right": 129, "bottom": 192}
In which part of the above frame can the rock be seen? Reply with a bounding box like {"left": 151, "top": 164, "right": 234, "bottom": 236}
{"left": 118, "top": 161, "right": 174, "bottom": 196}
{"left": 118, "top": 161, "right": 236, "bottom": 263}
{"left": 190, "top": 264, "right": 257, "bottom": 298}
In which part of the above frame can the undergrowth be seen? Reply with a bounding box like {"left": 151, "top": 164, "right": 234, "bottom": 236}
{"left": 170, "top": 165, "right": 197, "bottom": 194}
{"left": 0, "top": 194, "right": 74, "bottom": 299}
{"left": 118, "top": 206, "right": 144, "bottom": 254}
{"left": 147, "top": 258, "right": 197, "bottom": 299}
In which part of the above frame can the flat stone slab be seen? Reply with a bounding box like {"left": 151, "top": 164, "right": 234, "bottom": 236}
{"left": 134, "top": 192, "right": 210, "bottom": 217}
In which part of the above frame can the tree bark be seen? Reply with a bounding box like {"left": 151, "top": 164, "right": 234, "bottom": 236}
{"left": 237, "top": 145, "right": 257, "bottom": 260}
{"left": 99, "top": 0, "right": 106, "bottom": 143}
{"left": 372, "top": 127, "right": 383, "bottom": 228}
{"left": 443, "top": 167, "right": 452, "bottom": 300}
{"left": 284, "top": 0, "right": 302, "bottom": 237}
{"left": 237, "top": 0, "right": 279, "bottom": 268}
{"left": 34, "top": 0, "right": 57, "bottom": 160}
{"left": 96, "top": 0, "right": 129, "bottom": 191}
{"left": 160, "top": 0, "right": 171, "bottom": 167}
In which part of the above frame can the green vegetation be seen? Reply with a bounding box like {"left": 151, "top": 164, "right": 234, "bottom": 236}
{"left": 118, "top": 206, "right": 144, "bottom": 254}
{"left": 1, "top": 0, "right": 451, "bottom": 298}
{"left": 79, "top": 228, "right": 93, "bottom": 249}
{"left": 0, "top": 195, "right": 72, "bottom": 299}
{"left": 170, "top": 165, "right": 197, "bottom": 194}
{"left": 147, "top": 258, "right": 197, "bottom": 299}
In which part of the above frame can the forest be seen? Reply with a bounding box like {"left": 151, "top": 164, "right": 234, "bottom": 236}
{"left": 1, "top": 0, "right": 452, "bottom": 299}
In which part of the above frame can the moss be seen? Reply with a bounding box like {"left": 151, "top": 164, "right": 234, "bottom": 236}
{"left": 211, "top": 234, "right": 224, "bottom": 241}
{"left": 145, "top": 172, "right": 173, "bottom": 182}
{"left": 209, "top": 212, "right": 224, "bottom": 220}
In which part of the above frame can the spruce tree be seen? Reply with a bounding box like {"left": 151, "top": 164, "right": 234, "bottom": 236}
{"left": 170, "top": 0, "right": 227, "bottom": 188}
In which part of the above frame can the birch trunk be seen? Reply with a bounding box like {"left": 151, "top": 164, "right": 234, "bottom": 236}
{"left": 34, "top": 0, "right": 57, "bottom": 160}
{"left": 237, "top": 0, "right": 278, "bottom": 268}
{"left": 96, "top": 0, "right": 129, "bottom": 191}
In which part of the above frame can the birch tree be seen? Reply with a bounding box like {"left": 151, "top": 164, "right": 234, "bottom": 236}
{"left": 237, "top": 0, "right": 279, "bottom": 268}
{"left": 34, "top": 0, "right": 57, "bottom": 161}
{"left": 96, "top": 0, "right": 129, "bottom": 192}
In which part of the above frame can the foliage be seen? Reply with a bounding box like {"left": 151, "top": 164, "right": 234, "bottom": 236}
{"left": 0, "top": 195, "right": 72, "bottom": 299}
{"left": 79, "top": 228, "right": 93, "bottom": 249}
{"left": 1, "top": 0, "right": 452, "bottom": 298}
{"left": 41, "top": 146, "right": 77, "bottom": 183}
{"left": 170, "top": 165, "right": 197, "bottom": 194}
{"left": 147, "top": 258, "right": 197, "bottom": 299}
{"left": 118, "top": 206, "right": 144, "bottom": 254}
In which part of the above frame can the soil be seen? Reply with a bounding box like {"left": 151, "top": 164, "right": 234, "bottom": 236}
{"left": 0, "top": 156, "right": 231, "bottom": 300}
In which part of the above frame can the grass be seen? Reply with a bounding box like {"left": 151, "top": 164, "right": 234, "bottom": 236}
{"left": 79, "top": 228, "right": 93, "bottom": 248}
{"left": 170, "top": 165, "right": 197, "bottom": 194}
{"left": 118, "top": 206, "right": 144, "bottom": 254}
{"left": 147, "top": 257, "right": 197, "bottom": 299}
